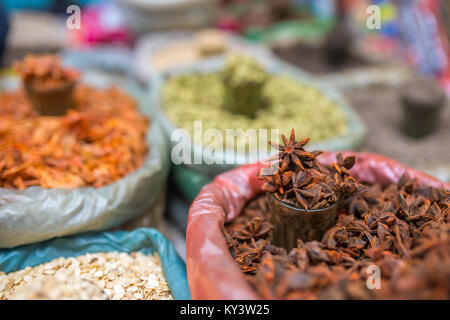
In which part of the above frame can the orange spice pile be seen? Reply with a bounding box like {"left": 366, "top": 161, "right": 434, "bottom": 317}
{"left": 0, "top": 67, "right": 149, "bottom": 190}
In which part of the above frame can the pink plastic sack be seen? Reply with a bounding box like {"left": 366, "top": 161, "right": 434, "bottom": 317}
{"left": 186, "top": 152, "right": 449, "bottom": 300}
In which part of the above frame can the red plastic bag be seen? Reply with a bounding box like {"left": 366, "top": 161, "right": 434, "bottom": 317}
{"left": 186, "top": 152, "right": 449, "bottom": 300}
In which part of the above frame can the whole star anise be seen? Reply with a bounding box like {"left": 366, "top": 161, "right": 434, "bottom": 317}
{"left": 286, "top": 171, "right": 319, "bottom": 209}
{"left": 268, "top": 129, "right": 316, "bottom": 172}
{"left": 260, "top": 169, "right": 293, "bottom": 196}
{"left": 259, "top": 129, "right": 363, "bottom": 210}
{"left": 233, "top": 217, "right": 274, "bottom": 241}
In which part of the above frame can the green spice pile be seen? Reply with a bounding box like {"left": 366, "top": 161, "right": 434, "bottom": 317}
{"left": 162, "top": 55, "right": 348, "bottom": 151}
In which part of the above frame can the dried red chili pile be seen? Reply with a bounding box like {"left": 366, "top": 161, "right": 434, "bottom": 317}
{"left": 0, "top": 56, "right": 149, "bottom": 190}
{"left": 224, "top": 172, "right": 450, "bottom": 299}
{"left": 259, "top": 129, "right": 364, "bottom": 209}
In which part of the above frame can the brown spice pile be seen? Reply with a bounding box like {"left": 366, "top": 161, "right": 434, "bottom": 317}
{"left": 272, "top": 41, "right": 370, "bottom": 75}
{"left": 0, "top": 252, "right": 172, "bottom": 300}
{"left": 0, "top": 84, "right": 149, "bottom": 189}
{"left": 224, "top": 176, "right": 450, "bottom": 299}
{"left": 343, "top": 84, "right": 450, "bottom": 177}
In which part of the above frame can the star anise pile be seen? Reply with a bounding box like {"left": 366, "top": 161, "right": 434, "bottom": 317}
{"left": 259, "top": 129, "right": 364, "bottom": 210}
{"left": 224, "top": 175, "right": 450, "bottom": 299}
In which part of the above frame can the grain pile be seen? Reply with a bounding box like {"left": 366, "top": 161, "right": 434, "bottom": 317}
{"left": 0, "top": 252, "right": 173, "bottom": 300}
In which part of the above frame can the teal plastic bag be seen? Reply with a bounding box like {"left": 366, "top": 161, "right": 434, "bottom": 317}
{"left": 0, "top": 228, "right": 191, "bottom": 300}
{"left": 172, "top": 164, "right": 213, "bottom": 203}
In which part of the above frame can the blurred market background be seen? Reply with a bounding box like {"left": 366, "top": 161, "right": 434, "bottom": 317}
{"left": 0, "top": 0, "right": 449, "bottom": 258}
